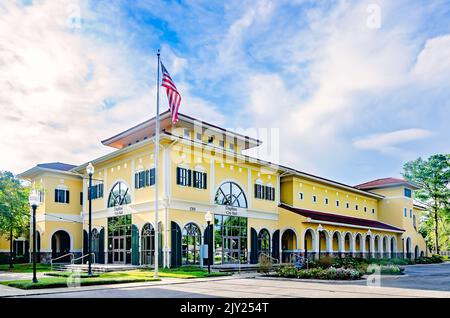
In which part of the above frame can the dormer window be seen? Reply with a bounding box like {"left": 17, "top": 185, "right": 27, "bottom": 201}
{"left": 208, "top": 136, "right": 214, "bottom": 144}
{"left": 184, "top": 129, "right": 190, "bottom": 138}
{"left": 219, "top": 140, "right": 224, "bottom": 147}
{"left": 196, "top": 132, "right": 202, "bottom": 141}
{"left": 55, "top": 188, "right": 69, "bottom": 204}
{"left": 229, "top": 143, "right": 234, "bottom": 151}
{"left": 404, "top": 188, "right": 412, "bottom": 198}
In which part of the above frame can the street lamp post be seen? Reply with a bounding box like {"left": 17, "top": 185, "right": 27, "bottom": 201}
{"left": 28, "top": 190, "right": 40, "bottom": 283}
{"left": 86, "top": 162, "right": 95, "bottom": 277}
{"left": 204, "top": 211, "right": 213, "bottom": 274}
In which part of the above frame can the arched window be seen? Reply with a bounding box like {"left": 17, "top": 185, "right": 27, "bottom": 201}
{"left": 182, "top": 223, "right": 201, "bottom": 265}
{"left": 214, "top": 182, "right": 248, "bottom": 208}
{"left": 141, "top": 223, "right": 155, "bottom": 265}
{"left": 258, "top": 229, "right": 270, "bottom": 256}
{"left": 108, "top": 182, "right": 131, "bottom": 207}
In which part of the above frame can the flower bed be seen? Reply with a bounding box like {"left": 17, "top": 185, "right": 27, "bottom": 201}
{"left": 276, "top": 266, "right": 363, "bottom": 280}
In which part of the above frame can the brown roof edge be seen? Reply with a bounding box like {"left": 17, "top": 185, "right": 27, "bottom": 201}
{"left": 279, "top": 203, "right": 404, "bottom": 232}
{"left": 355, "top": 177, "right": 420, "bottom": 190}
{"left": 101, "top": 111, "right": 262, "bottom": 146}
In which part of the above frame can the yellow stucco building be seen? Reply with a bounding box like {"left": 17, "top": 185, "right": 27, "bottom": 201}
{"left": 14, "top": 111, "right": 428, "bottom": 266}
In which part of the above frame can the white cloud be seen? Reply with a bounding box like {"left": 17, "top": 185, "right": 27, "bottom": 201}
{"left": 353, "top": 129, "right": 433, "bottom": 154}
{"left": 412, "top": 34, "right": 450, "bottom": 83}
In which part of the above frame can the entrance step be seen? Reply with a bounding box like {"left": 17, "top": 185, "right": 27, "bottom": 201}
{"left": 58, "top": 264, "right": 141, "bottom": 273}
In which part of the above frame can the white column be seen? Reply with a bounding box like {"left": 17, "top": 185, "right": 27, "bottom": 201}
{"left": 339, "top": 233, "right": 344, "bottom": 254}
{"left": 276, "top": 175, "right": 281, "bottom": 205}
{"left": 103, "top": 168, "right": 108, "bottom": 209}
{"left": 210, "top": 159, "right": 215, "bottom": 203}
{"left": 326, "top": 231, "right": 332, "bottom": 253}
{"left": 370, "top": 236, "right": 375, "bottom": 255}
{"left": 247, "top": 168, "right": 252, "bottom": 209}
{"left": 350, "top": 234, "right": 356, "bottom": 256}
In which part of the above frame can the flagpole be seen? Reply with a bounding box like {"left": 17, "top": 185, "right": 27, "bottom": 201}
{"left": 154, "top": 49, "right": 160, "bottom": 278}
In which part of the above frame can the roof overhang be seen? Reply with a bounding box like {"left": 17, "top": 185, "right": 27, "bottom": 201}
{"left": 280, "top": 203, "right": 404, "bottom": 233}
{"left": 17, "top": 166, "right": 82, "bottom": 180}
{"left": 359, "top": 182, "right": 420, "bottom": 191}
{"left": 101, "top": 111, "right": 262, "bottom": 150}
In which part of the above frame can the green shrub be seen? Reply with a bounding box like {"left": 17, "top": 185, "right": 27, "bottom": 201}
{"left": 317, "top": 256, "right": 334, "bottom": 269}
{"left": 415, "top": 255, "right": 444, "bottom": 264}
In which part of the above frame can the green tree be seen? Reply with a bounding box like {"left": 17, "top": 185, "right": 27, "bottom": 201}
{"left": 403, "top": 154, "right": 450, "bottom": 254}
{"left": 0, "top": 171, "right": 30, "bottom": 268}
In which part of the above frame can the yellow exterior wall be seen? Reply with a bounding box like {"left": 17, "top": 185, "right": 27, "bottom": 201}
{"left": 38, "top": 221, "right": 82, "bottom": 251}
{"left": 287, "top": 176, "right": 379, "bottom": 219}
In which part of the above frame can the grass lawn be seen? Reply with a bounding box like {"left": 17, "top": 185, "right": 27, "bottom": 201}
{"left": 158, "top": 266, "right": 229, "bottom": 279}
{"left": 0, "top": 271, "right": 160, "bottom": 290}
{"left": 0, "top": 266, "right": 228, "bottom": 290}
{"left": 0, "top": 263, "right": 51, "bottom": 273}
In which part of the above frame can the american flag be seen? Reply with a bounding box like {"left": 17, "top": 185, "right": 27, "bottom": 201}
{"left": 161, "top": 62, "right": 181, "bottom": 124}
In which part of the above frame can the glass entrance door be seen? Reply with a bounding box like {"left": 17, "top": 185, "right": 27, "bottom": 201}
{"left": 223, "top": 236, "right": 240, "bottom": 263}
{"left": 214, "top": 215, "right": 248, "bottom": 264}
{"left": 108, "top": 215, "right": 132, "bottom": 264}
{"left": 112, "top": 236, "right": 125, "bottom": 264}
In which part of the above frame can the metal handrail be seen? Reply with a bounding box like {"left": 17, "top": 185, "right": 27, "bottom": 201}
{"left": 289, "top": 252, "right": 309, "bottom": 269}
{"left": 259, "top": 253, "right": 280, "bottom": 265}
{"left": 214, "top": 250, "right": 242, "bottom": 273}
{"left": 50, "top": 253, "right": 74, "bottom": 271}
{"left": 71, "top": 253, "right": 96, "bottom": 265}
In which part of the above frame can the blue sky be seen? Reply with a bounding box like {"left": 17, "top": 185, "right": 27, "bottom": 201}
{"left": 1, "top": 0, "right": 449, "bottom": 186}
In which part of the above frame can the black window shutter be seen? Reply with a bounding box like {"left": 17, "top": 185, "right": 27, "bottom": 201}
{"left": 187, "top": 170, "right": 192, "bottom": 186}
{"left": 272, "top": 187, "right": 275, "bottom": 201}
{"left": 203, "top": 173, "right": 207, "bottom": 189}
{"left": 138, "top": 171, "right": 143, "bottom": 188}
{"left": 55, "top": 189, "right": 58, "bottom": 202}
{"left": 176, "top": 167, "right": 181, "bottom": 185}
{"left": 134, "top": 173, "right": 138, "bottom": 188}
{"left": 65, "top": 190, "right": 70, "bottom": 203}
{"left": 254, "top": 184, "right": 258, "bottom": 198}
{"left": 99, "top": 184, "right": 103, "bottom": 197}
{"left": 80, "top": 192, "right": 83, "bottom": 205}
{"left": 150, "top": 168, "right": 155, "bottom": 185}
{"left": 145, "top": 170, "right": 149, "bottom": 186}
